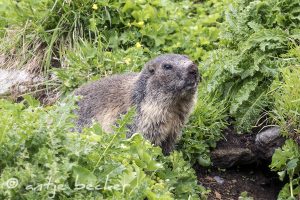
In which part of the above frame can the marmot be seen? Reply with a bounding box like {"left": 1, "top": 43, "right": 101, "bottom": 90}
{"left": 75, "top": 54, "right": 200, "bottom": 154}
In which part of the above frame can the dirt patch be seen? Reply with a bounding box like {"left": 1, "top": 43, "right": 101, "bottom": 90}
{"left": 210, "top": 125, "right": 285, "bottom": 168}
{"left": 196, "top": 163, "right": 283, "bottom": 200}
{"left": 216, "top": 127, "right": 257, "bottom": 151}
{"left": 210, "top": 128, "right": 258, "bottom": 168}
{"left": 197, "top": 126, "right": 284, "bottom": 199}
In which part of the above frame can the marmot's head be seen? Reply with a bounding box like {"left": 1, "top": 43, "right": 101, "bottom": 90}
{"left": 143, "top": 54, "right": 200, "bottom": 97}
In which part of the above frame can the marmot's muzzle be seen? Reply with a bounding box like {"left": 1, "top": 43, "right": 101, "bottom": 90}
{"left": 184, "top": 63, "right": 200, "bottom": 89}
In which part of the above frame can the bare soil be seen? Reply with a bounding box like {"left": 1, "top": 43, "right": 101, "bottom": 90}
{"left": 196, "top": 127, "right": 283, "bottom": 200}
{"left": 216, "top": 127, "right": 257, "bottom": 152}
{"left": 196, "top": 164, "right": 282, "bottom": 200}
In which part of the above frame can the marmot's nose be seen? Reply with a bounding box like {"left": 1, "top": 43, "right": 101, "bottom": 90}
{"left": 187, "top": 63, "right": 199, "bottom": 80}
{"left": 187, "top": 63, "right": 198, "bottom": 74}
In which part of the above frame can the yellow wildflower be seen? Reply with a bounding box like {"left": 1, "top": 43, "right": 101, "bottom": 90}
{"left": 124, "top": 58, "right": 131, "bottom": 65}
{"left": 135, "top": 42, "right": 142, "bottom": 48}
{"left": 137, "top": 21, "right": 144, "bottom": 27}
{"left": 92, "top": 4, "right": 98, "bottom": 10}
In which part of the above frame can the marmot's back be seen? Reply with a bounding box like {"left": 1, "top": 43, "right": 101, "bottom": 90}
{"left": 75, "top": 73, "right": 138, "bottom": 131}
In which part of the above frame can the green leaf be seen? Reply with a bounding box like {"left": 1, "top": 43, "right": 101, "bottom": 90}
{"left": 197, "top": 156, "right": 211, "bottom": 167}
{"left": 241, "top": 29, "right": 288, "bottom": 53}
{"left": 235, "top": 89, "right": 268, "bottom": 133}
{"left": 73, "top": 165, "right": 98, "bottom": 185}
{"left": 287, "top": 159, "right": 299, "bottom": 171}
{"left": 23, "top": 95, "right": 40, "bottom": 107}
{"left": 230, "top": 78, "right": 260, "bottom": 114}
{"left": 278, "top": 171, "right": 286, "bottom": 181}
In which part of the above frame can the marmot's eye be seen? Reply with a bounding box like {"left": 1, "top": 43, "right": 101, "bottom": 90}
{"left": 163, "top": 64, "right": 173, "bottom": 70}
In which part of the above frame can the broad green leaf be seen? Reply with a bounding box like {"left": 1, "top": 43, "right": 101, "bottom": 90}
{"left": 73, "top": 165, "right": 98, "bottom": 185}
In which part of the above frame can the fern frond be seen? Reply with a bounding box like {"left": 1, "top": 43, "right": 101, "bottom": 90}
{"left": 242, "top": 29, "right": 288, "bottom": 53}
{"left": 230, "top": 77, "right": 260, "bottom": 114}
{"left": 235, "top": 89, "right": 269, "bottom": 133}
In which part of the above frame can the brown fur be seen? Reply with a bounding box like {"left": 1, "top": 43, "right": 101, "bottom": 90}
{"left": 75, "top": 54, "right": 200, "bottom": 154}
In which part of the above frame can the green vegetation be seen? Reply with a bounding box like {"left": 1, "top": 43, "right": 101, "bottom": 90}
{"left": 179, "top": 86, "right": 228, "bottom": 166}
{"left": 271, "top": 66, "right": 300, "bottom": 138}
{"left": 0, "top": 0, "right": 300, "bottom": 199}
{"left": 0, "top": 0, "right": 225, "bottom": 198}
{"left": 0, "top": 0, "right": 228, "bottom": 168}
{"left": 271, "top": 139, "right": 300, "bottom": 199}
{"left": 204, "top": 0, "right": 300, "bottom": 133}
{"left": 270, "top": 66, "right": 300, "bottom": 199}
{"left": 205, "top": 0, "right": 300, "bottom": 197}
{"left": 0, "top": 97, "right": 206, "bottom": 199}
{"left": 0, "top": 0, "right": 225, "bottom": 90}
{"left": 239, "top": 191, "right": 254, "bottom": 200}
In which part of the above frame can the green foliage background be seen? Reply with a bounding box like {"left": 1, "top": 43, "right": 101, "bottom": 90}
{"left": 204, "top": 0, "right": 300, "bottom": 133}
{"left": 0, "top": 97, "right": 205, "bottom": 199}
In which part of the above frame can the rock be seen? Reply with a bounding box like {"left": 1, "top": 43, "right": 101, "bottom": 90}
{"left": 0, "top": 69, "right": 43, "bottom": 97}
{"left": 211, "top": 148, "right": 256, "bottom": 168}
{"left": 210, "top": 127, "right": 285, "bottom": 168}
{"left": 213, "top": 176, "right": 224, "bottom": 184}
{"left": 255, "top": 127, "right": 285, "bottom": 160}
